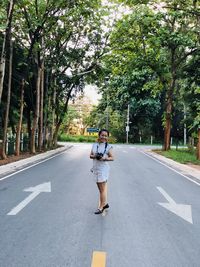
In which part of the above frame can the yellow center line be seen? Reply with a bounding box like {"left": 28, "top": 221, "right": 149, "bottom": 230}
{"left": 91, "top": 251, "right": 106, "bottom": 267}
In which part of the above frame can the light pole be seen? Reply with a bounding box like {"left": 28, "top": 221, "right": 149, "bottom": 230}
{"left": 183, "top": 103, "right": 187, "bottom": 146}
{"left": 106, "top": 95, "right": 109, "bottom": 129}
{"left": 126, "top": 104, "right": 130, "bottom": 144}
{"left": 105, "top": 77, "right": 109, "bottom": 130}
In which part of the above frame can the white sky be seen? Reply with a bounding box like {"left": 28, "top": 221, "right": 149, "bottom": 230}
{"left": 84, "top": 84, "right": 102, "bottom": 105}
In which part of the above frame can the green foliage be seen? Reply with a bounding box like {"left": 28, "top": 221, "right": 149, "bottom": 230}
{"left": 1, "top": 0, "right": 200, "bottom": 156}
{"left": 157, "top": 148, "right": 200, "bottom": 165}
{"left": 0, "top": 0, "right": 115, "bottom": 156}
{"left": 182, "top": 56, "right": 200, "bottom": 133}
{"left": 59, "top": 106, "right": 80, "bottom": 135}
{"left": 99, "top": 0, "right": 200, "bottom": 146}
{"left": 58, "top": 133, "right": 117, "bottom": 143}
{"left": 114, "top": 0, "right": 151, "bottom": 5}
{"left": 58, "top": 134, "right": 94, "bottom": 143}
{"left": 58, "top": 134, "right": 97, "bottom": 143}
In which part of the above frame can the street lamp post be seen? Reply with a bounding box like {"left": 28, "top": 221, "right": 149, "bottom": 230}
{"left": 105, "top": 77, "right": 109, "bottom": 130}
{"left": 183, "top": 103, "right": 187, "bottom": 146}
{"left": 126, "top": 104, "right": 130, "bottom": 144}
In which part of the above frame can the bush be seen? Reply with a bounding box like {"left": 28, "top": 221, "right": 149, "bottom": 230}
{"left": 58, "top": 134, "right": 97, "bottom": 143}
{"left": 58, "top": 134, "right": 117, "bottom": 143}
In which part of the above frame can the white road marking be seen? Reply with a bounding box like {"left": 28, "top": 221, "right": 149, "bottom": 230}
{"left": 157, "top": 186, "right": 193, "bottom": 224}
{"left": 7, "top": 182, "right": 51, "bottom": 215}
{"left": 0, "top": 150, "right": 67, "bottom": 182}
{"left": 139, "top": 150, "right": 200, "bottom": 186}
{"left": 122, "top": 150, "right": 128, "bottom": 153}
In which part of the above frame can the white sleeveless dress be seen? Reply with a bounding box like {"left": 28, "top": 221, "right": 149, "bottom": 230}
{"left": 91, "top": 142, "right": 113, "bottom": 183}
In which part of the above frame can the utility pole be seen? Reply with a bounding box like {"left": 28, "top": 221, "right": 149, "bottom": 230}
{"left": 183, "top": 103, "right": 187, "bottom": 146}
{"left": 106, "top": 94, "right": 109, "bottom": 129}
{"left": 126, "top": 104, "right": 130, "bottom": 144}
{"left": 105, "top": 77, "right": 109, "bottom": 130}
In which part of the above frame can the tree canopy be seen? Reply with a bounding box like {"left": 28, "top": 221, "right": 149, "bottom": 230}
{"left": 1, "top": 0, "right": 200, "bottom": 158}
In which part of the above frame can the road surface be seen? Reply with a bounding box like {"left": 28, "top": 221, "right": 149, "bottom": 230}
{"left": 0, "top": 143, "right": 200, "bottom": 267}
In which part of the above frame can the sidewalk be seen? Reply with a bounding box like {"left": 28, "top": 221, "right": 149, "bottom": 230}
{"left": 0, "top": 144, "right": 72, "bottom": 179}
{"left": 145, "top": 149, "right": 200, "bottom": 183}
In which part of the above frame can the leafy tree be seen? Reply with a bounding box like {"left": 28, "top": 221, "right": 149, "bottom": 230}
{"left": 0, "top": 0, "right": 112, "bottom": 157}
{"left": 182, "top": 55, "right": 200, "bottom": 157}
{"left": 103, "top": 1, "right": 200, "bottom": 149}
{"left": 0, "top": 0, "right": 15, "bottom": 104}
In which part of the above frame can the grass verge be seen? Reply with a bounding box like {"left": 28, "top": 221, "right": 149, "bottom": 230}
{"left": 154, "top": 148, "right": 200, "bottom": 165}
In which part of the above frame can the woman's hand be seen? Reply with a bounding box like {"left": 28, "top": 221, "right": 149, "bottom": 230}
{"left": 90, "top": 152, "right": 96, "bottom": 159}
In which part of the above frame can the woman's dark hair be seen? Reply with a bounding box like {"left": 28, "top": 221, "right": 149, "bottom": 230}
{"left": 98, "top": 129, "right": 109, "bottom": 137}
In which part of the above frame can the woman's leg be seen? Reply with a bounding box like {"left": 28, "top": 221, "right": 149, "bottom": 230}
{"left": 97, "top": 182, "right": 107, "bottom": 210}
{"left": 105, "top": 182, "right": 108, "bottom": 205}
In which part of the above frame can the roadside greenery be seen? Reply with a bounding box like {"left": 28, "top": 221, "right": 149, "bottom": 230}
{"left": 58, "top": 134, "right": 117, "bottom": 143}
{"left": 155, "top": 148, "right": 199, "bottom": 165}
{"left": 58, "top": 134, "right": 97, "bottom": 143}
{"left": 92, "top": 0, "right": 200, "bottom": 158}
{"left": 0, "top": 0, "right": 112, "bottom": 158}
{"left": 1, "top": 0, "right": 200, "bottom": 162}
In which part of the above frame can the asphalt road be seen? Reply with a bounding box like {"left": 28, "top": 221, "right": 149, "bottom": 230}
{"left": 0, "top": 143, "right": 200, "bottom": 267}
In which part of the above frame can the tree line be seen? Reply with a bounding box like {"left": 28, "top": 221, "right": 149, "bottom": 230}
{"left": 0, "top": 0, "right": 111, "bottom": 159}
{"left": 90, "top": 0, "right": 200, "bottom": 158}
{"left": 1, "top": 0, "right": 200, "bottom": 159}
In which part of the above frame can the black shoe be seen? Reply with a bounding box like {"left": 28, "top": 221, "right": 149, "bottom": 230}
{"left": 94, "top": 208, "right": 103, "bottom": 214}
{"left": 103, "top": 203, "right": 109, "bottom": 210}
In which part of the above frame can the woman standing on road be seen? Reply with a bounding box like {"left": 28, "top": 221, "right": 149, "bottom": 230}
{"left": 90, "top": 129, "right": 114, "bottom": 214}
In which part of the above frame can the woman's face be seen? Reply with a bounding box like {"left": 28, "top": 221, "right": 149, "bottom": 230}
{"left": 99, "top": 131, "right": 108, "bottom": 142}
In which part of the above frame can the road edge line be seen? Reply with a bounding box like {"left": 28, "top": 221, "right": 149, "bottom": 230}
{"left": 139, "top": 150, "right": 200, "bottom": 186}
{"left": 0, "top": 148, "right": 71, "bottom": 182}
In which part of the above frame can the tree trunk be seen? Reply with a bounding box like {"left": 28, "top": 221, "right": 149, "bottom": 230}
{"left": 163, "top": 112, "right": 171, "bottom": 151}
{"left": 38, "top": 60, "right": 44, "bottom": 151}
{"left": 43, "top": 68, "right": 49, "bottom": 149}
{"left": 2, "top": 41, "right": 13, "bottom": 159}
{"left": 45, "top": 96, "right": 51, "bottom": 149}
{"left": 49, "top": 79, "right": 56, "bottom": 148}
{"left": 15, "top": 79, "right": 25, "bottom": 156}
{"left": 52, "top": 123, "right": 60, "bottom": 148}
{"left": 30, "top": 66, "right": 41, "bottom": 154}
{"left": 163, "top": 52, "right": 176, "bottom": 151}
{"left": 163, "top": 82, "right": 174, "bottom": 151}
{"left": 196, "top": 128, "right": 200, "bottom": 160}
{"left": 26, "top": 108, "right": 32, "bottom": 150}
{"left": 0, "top": 0, "right": 15, "bottom": 103}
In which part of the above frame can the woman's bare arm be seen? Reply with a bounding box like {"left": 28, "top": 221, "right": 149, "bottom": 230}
{"left": 103, "top": 148, "right": 114, "bottom": 161}
{"left": 90, "top": 150, "right": 96, "bottom": 159}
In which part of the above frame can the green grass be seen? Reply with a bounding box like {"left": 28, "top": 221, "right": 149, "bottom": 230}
{"left": 154, "top": 148, "right": 200, "bottom": 165}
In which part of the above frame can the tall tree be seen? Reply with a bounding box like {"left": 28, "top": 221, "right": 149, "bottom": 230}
{"left": 15, "top": 78, "right": 25, "bottom": 156}
{"left": 105, "top": 1, "right": 200, "bottom": 149}
{"left": 2, "top": 41, "right": 13, "bottom": 159}
{"left": 0, "top": 0, "right": 15, "bottom": 104}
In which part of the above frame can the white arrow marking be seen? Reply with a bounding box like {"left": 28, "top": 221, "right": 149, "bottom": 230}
{"left": 157, "top": 186, "right": 193, "bottom": 224}
{"left": 7, "top": 182, "right": 51, "bottom": 215}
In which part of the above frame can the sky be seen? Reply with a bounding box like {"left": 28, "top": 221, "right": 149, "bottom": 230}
{"left": 84, "top": 85, "right": 102, "bottom": 105}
